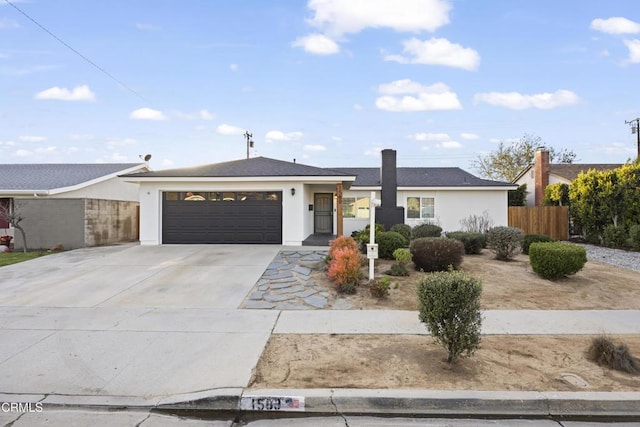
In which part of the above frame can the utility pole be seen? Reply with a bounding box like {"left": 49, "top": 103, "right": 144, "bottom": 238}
{"left": 244, "top": 131, "right": 254, "bottom": 159}
{"left": 625, "top": 118, "right": 640, "bottom": 160}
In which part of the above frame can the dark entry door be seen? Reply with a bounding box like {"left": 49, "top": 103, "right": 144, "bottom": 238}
{"left": 314, "top": 193, "right": 333, "bottom": 234}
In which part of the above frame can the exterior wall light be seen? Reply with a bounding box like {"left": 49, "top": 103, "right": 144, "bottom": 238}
{"left": 291, "top": 188, "right": 296, "bottom": 196}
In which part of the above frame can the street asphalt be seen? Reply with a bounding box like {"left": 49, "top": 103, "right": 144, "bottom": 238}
{"left": 0, "top": 243, "right": 639, "bottom": 424}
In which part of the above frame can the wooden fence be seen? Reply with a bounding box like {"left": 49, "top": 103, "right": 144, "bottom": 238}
{"left": 508, "top": 206, "right": 569, "bottom": 241}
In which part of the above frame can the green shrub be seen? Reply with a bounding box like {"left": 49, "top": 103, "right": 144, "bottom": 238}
{"left": 376, "top": 231, "right": 408, "bottom": 259}
{"left": 393, "top": 248, "right": 412, "bottom": 265}
{"left": 410, "top": 237, "right": 464, "bottom": 272}
{"left": 630, "top": 224, "right": 640, "bottom": 251}
{"left": 602, "top": 224, "right": 627, "bottom": 248}
{"left": 370, "top": 276, "right": 390, "bottom": 298}
{"left": 529, "top": 242, "right": 587, "bottom": 279}
{"left": 522, "top": 234, "right": 554, "bottom": 255}
{"left": 487, "top": 226, "right": 524, "bottom": 261}
{"left": 351, "top": 223, "right": 385, "bottom": 251}
{"left": 445, "top": 231, "right": 485, "bottom": 255}
{"left": 417, "top": 270, "right": 482, "bottom": 363}
{"left": 338, "top": 282, "right": 357, "bottom": 294}
{"left": 411, "top": 223, "right": 443, "bottom": 240}
{"left": 386, "top": 263, "right": 409, "bottom": 276}
{"left": 390, "top": 224, "right": 411, "bottom": 242}
{"left": 587, "top": 335, "right": 640, "bottom": 374}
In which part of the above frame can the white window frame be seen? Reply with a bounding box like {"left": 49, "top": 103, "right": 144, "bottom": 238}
{"left": 342, "top": 196, "right": 371, "bottom": 219}
{"left": 406, "top": 196, "right": 435, "bottom": 220}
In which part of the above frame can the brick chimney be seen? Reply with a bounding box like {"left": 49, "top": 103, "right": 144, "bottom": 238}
{"left": 375, "top": 149, "right": 405, "bottom": 229}
{"left": 534, "top": 149, "right": 550, "bottom": 206}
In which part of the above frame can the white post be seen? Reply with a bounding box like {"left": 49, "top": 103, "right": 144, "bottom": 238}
{"left": 367, "top": 191, "right": 380, "bottom": 281}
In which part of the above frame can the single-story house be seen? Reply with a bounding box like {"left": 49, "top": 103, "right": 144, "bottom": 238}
{"left": 122, "top": 150, "right": 515, "bottom": 246}
{"left": 512, "top": 150, "right": 622, "bottom": 206}
{"left": 0, "top": 163, "right": 147, "bottom": 250}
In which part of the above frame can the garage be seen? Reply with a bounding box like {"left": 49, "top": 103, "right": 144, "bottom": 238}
{"left": 162, "top": 191, "right": 282, "bottom": 244}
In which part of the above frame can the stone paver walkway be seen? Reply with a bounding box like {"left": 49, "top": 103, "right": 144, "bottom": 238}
{"left": 240, "top": 250, "right": 332, "bottom": 310}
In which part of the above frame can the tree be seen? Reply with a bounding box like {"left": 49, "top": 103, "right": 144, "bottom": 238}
{"left": 508, "top": 184, "right": 527, "bottom": 206}
{"left": 0, "top": 200, "right": 28, "bottom": 253}
{"left": 472, "top": 133, "right": 577, "bottom": 182}
{"left": 544, "top": 183, "right": 570, "bottom": 206}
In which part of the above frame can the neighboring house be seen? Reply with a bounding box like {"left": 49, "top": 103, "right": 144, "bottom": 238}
{"left": 512, "top": 150, "right": 622, "bottom": 206}
{"left": 122, "top": 150, "right": 515, "bottom": 246}
{"left": 0, "top": 163, "right": 147, "bottom": 250}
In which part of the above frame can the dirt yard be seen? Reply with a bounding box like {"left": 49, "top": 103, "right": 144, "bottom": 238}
{"left": 316, "top": 250, "right": 640, "bottom": 310}
{"left": 250, "top": 334, "right": 640, "bottom": 391}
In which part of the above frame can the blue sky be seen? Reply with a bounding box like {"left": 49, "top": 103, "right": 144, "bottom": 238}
{"left": 1, "top": 0, "right": 639, "bottom": 172}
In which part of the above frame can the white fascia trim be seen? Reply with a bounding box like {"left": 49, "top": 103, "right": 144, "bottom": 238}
{"left": 398, "top": 186, "right": 517, "bottom": 191}
{"left": 48, "top": 164, "right": 148, "bottom": 195}
{"left": 0, "top": 190, "right": 51, "bottom": 196}
{"left": 123, "top": 175, "right": 356, "bottom": 184}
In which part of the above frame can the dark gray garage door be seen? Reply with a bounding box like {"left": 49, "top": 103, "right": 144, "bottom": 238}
{"left": 162, "top": 191, "right": 282, "bottom": 244}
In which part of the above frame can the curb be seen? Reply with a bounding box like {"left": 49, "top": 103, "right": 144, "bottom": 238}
{"left": 6, "top": 389, "right": 640, "bottom": 419}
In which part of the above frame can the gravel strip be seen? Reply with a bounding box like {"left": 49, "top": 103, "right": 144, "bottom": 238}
{"left": 574, "top": 243, "right": 640, "bottom": 272}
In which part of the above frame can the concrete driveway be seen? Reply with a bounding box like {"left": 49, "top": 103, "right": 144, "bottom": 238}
{"left": 0, "top": 244, "right": 281, "bottom": 399}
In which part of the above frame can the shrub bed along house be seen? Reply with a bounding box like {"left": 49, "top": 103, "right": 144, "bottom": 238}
{"left": 529, "top": 242, "right": 587, "bottom": 280}
{"left": 602, "top": 224, "right": 628, "bottom": 249}
{"left": 445, "top": 231, "right": 485, "bottom": 255}
{"left": 409, "top": 237, "right": 464, "bottom": 272}
{"left": 411, "top": 223, "right": 442, "bottom": 240}
{"left": 630, "top": 224, "right": 640, "bottom": 251}
{"left": 376, "top": 231, "right": 408, "bottom": 259}
{"left": 417, "top": 270, "right": 483, "bottom": 363}
{"left": 487, "top": 226, "right": 524, "bottom": 260}
{"left": 522, "top": 233, "right": 554, "bottom": 255}
{"left": 390, "top": 224, "right": 412, "bottom": 242}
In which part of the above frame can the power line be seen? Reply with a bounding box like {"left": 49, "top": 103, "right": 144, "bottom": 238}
{"left": 4, "top": 0, "right": 147, "bottom": 103}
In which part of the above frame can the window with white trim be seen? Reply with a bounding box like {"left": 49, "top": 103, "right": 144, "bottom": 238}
{"left": 342, "top": 197, "right": 370, "bottom": 219}
{"left": 407, "top": 197, "right": 435, "bottom": 219}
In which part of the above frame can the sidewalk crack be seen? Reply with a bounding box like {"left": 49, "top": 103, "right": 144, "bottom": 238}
{"left": 329, "top": 388, "right": 349, "bottom": 427}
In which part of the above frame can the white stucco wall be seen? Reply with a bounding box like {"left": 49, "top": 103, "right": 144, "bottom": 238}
{"left": 429, "top": 190, "right": 508, "bottom": 231}
{"left": 52, "top": 176, "right": 141, "bottom": 201}
{"left": 138, "top": 180, "right": 305, "bottom": 245}
{"left": 513, "top": 168, "right": 535, "bottom": 206}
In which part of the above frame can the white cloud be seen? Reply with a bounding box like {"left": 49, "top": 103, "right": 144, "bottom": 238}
{"left": 460, "top": 133, "right": 479, "bottom": 140}
{"left": 69, "top": 134, "right": 96, "bottom": 141}
{"left": 624, "top": 39, "right": 640, "bottom": 63}
{"left": 35, "top": 146, "right": 56, "bottom": 154}
{"left": 174, "top": 109, "right": 215, "bottom": 120}
{"left": 15, "top": 149, "right": 31, "bottom": 157}
{"left": 106, "top": 137, "right": 137, "bottom": 149}
{"left": 216, "top": 124, "right": 245, "bottom": 135}
{"left": 591, "top": 17, "right": 640, "bottom": 34}
{"left": 409, "top": 132, "right": 450, "bottom": 141}
{"left": 265, "top": 130, "right": 304, "bottom": 142}
{"left": 135, "top": 22, "right": 162, "bottom": 31}
{"left": 364, "top": 146, "right": 382, "bottom": 157}
{"left": 376, "top": 80, "right": 462, "bottom": 112}
{"left": 35, "top": 85, "right": 96, "bottom": 101}
{"left": 0, "top": 18, "right": 20, "bottom": 29}
{"left": 0, "top": 140, "right": 16, "bottom": 146}
{"left": 129, "top": 108, "right": 168, "bottom": 121}
{"left": 599, "top": 141, "right": 636, "bottom": 155}
{"left": 331, "top": 136, "right": 343, "bottom": 142}
{"left": 19, "top": 135, "right": 47, "bottom": 142}
{"left": 229, "top": 63, "right": 239, "bottom": 71}
{"left": 438, "top": 140, "right": 461, "bottom": 149}
{"left": 303, "top": 144, "right": 326, "bottom": 152}
{"left": 473, "top": 89, "right": 580, "bottom": 110}
{"left": 306, "top": 0, "right": 451, "bottom": 37}
{"left": 162, "top": 159, "right": 175, "bottom": 167}
{"left": 384, "top": 37, "right": 480, "bottom": 71}
{"left": 292, "top": 33, "right": 340, "bottom": 55}
{"left": 353, "top": 103, "right": 363, "bottom": 110}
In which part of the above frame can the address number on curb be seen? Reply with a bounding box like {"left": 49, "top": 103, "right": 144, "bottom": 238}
{"left": 240, "top": 396, "right": 305, "bottom": 411}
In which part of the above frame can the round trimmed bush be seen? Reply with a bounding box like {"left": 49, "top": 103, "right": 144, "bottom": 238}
{"left": 393, "top": 248, "right": 412, "bottom": 265}
{"left": 487, "top": 226, "right": 524, "bottom": 261}
{"left": 411, "top": 223, "right": 442, "bottom": 239}
{"left": 417, "top": 270, "right": 482, "bottom": 363}
{"left": 529, "top": 242, "right": 587, "bottom": 279}
{"left": 445, "top": 231, "right": 485, "bottom": 255}
{"left": 390, "top": 224, "right": 412, "bottom": 242}
{"left": 376, "top": 231, "right": 407, "bottom": 259}
{"left": 409, "top": 237, "right": 464, "bottom": 272}
{"left": 522, "top": 233, "right": 554, "bottom": 255}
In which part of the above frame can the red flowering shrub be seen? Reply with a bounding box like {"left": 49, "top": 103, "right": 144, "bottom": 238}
{"left": 327, "top": 246, "right": 361, "bottom": 288}
{"left": 329, "top": 235, "right": 359, "bottom": 258}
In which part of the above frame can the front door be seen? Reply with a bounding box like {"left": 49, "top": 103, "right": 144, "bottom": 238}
{"left": 314, "top": 193, "right": 333, "bottom": 234}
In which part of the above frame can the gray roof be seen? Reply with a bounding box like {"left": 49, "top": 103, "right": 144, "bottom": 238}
{"left": 123, "top": 156, "right": 351, "bottom": 178}
{"left": 0, "top": 163, "right": 145, "bottom": 191}
{"left": 549, "top": 164, "right": 622, "bottom": 181}
{"left": 332, "top": 167, "right": 512, "bottom": 187}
